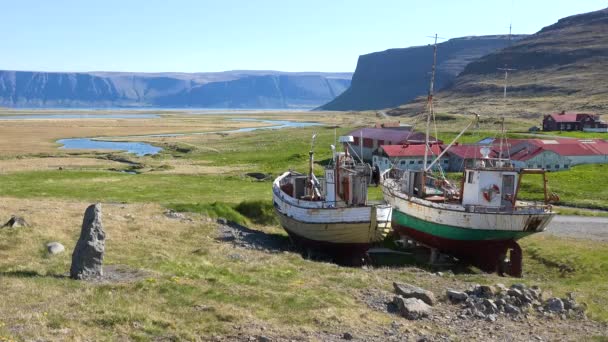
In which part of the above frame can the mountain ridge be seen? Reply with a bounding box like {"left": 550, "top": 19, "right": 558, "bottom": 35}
{"left": 390, "top": 7, "right": 608, "bottom": 117}
{"left": 0, "top": 70, "right": 352, "bottom": 109}
{"left": 317, "top": 35, "right": 526, "bottom": 111}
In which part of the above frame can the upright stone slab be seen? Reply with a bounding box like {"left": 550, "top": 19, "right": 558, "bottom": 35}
{"left": 70, "top": 204, "right": 105, "bottom": 280}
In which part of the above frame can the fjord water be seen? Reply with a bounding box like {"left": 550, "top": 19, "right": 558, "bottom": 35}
{"left": 56, "top": 118, "right": 322, "bottom": 156}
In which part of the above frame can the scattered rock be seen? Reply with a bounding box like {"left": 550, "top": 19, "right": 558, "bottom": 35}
{"left": 507, "top": 288, "right": 524, "bottom": 299}
{"left": 446, "top": 289, "right": 468, "bottom": 303}
{"left": 478, "top": 285, "right": 496, "bottom": 298}
{"left": 393, "top": 296, "right": 432, "bottom": 320}
{"left": 504, "top": 304, "right": 521, "bottom": 315}
{"left": 342, "top": 332, "right": 353, "bottom": 340}
{"left": 70, "top": 204, "right": 105, "bottom": 280}
{"left": 46, "top": 242, "right": 65, "bottom": 255}
{"left": 485, "top": 314, "right": 497, "bottom": 323}
{"left": 2, "top": 215, "right": 29, "bottom": 228}
{"left": 495, "top": 283, "right": 508, "bottom": 293}
{"left": 482, "top": 299, "right": 498, "bottom": 314}
{"left": 563, "top": 298, "right": 578, "bottom": 310}
{"left": 216, "top": 219, "right": 289, "bottom": 253}
{"left": 164, "top": 210, "right": 190, "bottom": 221}
{"left": 393, "top": 282, "right": 436, "bottom": 306}
{"left": 546, "top": 298, "right": 565, "bottom": 313}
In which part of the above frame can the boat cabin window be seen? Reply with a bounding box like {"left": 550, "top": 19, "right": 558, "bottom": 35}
{"left": 467, "top": 171, "right": 475, "bottom": 184}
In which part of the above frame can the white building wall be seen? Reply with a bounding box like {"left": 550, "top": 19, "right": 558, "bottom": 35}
{"left": 523, "top": 150, "right": 570, "bottom": 171}
{"left": 568, "top": 154, "right": 608, "bottom": 166}
{"left": 373, "top": 155, "right": 448, "bottom": 172}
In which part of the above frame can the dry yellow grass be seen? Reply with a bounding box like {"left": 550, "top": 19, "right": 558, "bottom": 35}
{"left": 0, "top": 110, "right": 389, "bottom": 156}
{"left": 0, "top": 157, "right": 125, "bottom": 174}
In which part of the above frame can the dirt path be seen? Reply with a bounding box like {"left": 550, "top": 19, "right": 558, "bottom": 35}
{"left": 544, "top": 215, "right": 608, "bottom": 241}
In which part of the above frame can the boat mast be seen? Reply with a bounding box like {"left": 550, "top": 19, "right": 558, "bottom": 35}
{"left": 497, "top": 24, "right": 515, "bottom": 161}
{"left": 423, "top": 34, "right": 439, "bottom": 170}
{"left": 307, "top": 133, "right": 317, "bottom": 198}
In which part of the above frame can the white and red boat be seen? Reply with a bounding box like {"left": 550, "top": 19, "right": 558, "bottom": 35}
{"left": 273, "top": 136, "right": 392, "bottom": 259}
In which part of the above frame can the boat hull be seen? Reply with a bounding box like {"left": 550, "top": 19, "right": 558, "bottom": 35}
{"left": 382, "top": 182, "right": 555, "bottom": 276}
{"left": 275, "top": 208, "right": 390, "bottom": 248}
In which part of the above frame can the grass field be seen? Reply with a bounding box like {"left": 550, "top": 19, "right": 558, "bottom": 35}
{"left": 0, "top": 111, "right": 607, "bottom": 340}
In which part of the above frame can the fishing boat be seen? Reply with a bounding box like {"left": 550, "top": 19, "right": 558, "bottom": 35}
{"left": 380, "top": 35, "right": 556, "bottom": 277}
{"left": 273, "top": 135, "right": 392, "bottom": 261}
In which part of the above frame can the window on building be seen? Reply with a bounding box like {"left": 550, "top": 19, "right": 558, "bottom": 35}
{"left": 363, "top": 138, "right": 373, "bottom": 148}
{"left": 545, "top": 165, "right": 550, "bottom": 169}
{"left": 418, "top": 160, "right": 423, "bottom": 164}
{"left": 409, "top": 160, "right": 415, "bottom": 164}
{"left": 555, "top": 164, "right": 560, "bottom": 169}
{"left": 443, "top": 159, "right": 449, "bottom": 164}
{"left": 353, "top": 137, "right": 359, "bottom": 145}
{"left": 467, "top": 171, "right": 475, "bottom": 184}
{"left": 400, "top": 160, "right": 406, "bottom": 166}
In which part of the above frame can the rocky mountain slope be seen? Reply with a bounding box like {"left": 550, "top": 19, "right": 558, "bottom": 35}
{"left": 0, "top": 70, "right": 351, "bottom": 109}
{"left": 318, "top": 35, "right": 524, "bottom": 111}
{"left": 390, "top": 7, "right": 608, "bottom": 117}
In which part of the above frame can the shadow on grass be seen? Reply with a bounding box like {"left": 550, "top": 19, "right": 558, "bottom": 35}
{"left": 216, "top": 219, "right": 291, "bottom": 253}
{"left": 0, "top": 270, "right": 68, "bottom": 279}
{"left": 368, "top": 236, "right": 480, "bottom": 276}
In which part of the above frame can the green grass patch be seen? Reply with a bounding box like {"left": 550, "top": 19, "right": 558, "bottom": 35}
{"left": 234, "top": 200, "right": 278, "bottom": 226}
{"left": 518, "top": 164, "right": 608, "bottom": 210}
{"left": 521, "top": 235, "right": 608, "bottom": 321}
{"left": 534, "top": 130, "right": 608, "bottom": 139}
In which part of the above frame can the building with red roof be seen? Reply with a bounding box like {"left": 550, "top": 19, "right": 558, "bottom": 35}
{"left": 447, "top": 137, "right": 608, "bottom": 172}
{"left": 347, "top": 126, "right": 441, "bottom": 162}
{"left": 542, "top": 111, "right": 607, "bottom": 132}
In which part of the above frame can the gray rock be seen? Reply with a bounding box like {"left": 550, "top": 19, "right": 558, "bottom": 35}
{"left": 393, "top": 282, "right": 436, "bottom": 306}
{"left": 46, "top": 242, "right": 65, "bottom": 255}
{"left": 486, "top": 314, "right": 497, "bottom": 322}
{"left": 504, "top": 304, "right": 521, "bottom": 315}
{"left": 546, "top": 297, "right": 565, "bottom": 313}
{"left": 393, "top": 296, "right": 432, "bottom": 320}
{"left": 70, "top": 204, "right": 105, "bottom": 280}
{"left": 164, "top": 210, "right": 188, "bottom": 220}
{"left": 473, "top": 309, "right": 486, "bottom": 319}
{"left": 482, "top": 299, "right": 499, "bottom": 314}
{"left": 529, "top": 286, "right": 542, "bottom": 300}
{"left": 507, "top": 288, "right": 524, "bottom": 299}
{"left": 2, "top": 215, "right": 29, "bottom": 228}
{"left": 217, "top": 217, "right": 228, "bottom": 225}
{"left": 563, "top": 298, "right": 578, "bottom": 310}
{"left": 342, "top": 332, "right": 353, "bottom": 340}
{"left": 478, "top": 285, "right": 496, "bottom": 298}
{"left": 495, "top": 283, "right": 508, "bottom": 293}
{"left": 446, "top": 289, "right": 468, "bottom": 303}
{"left": 511, "top": 283, "right": 527, "bottom": 291}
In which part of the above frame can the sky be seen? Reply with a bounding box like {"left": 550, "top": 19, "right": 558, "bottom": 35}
{"left": 0, "top": 0, "right": 606, "bottom": 73}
